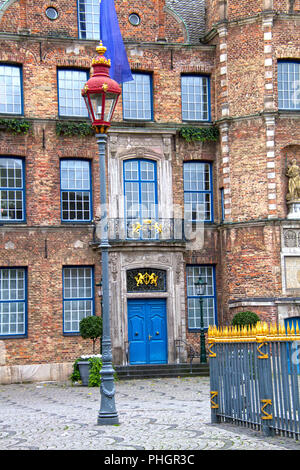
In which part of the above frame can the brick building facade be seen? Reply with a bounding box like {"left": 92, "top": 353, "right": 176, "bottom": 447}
{"left": 0, "top": 0, "right": 300, "bottom": 383}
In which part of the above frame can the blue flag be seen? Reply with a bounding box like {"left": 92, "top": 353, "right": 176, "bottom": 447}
{"left": 100, "top": 0, "right": 133, "bottom": 84}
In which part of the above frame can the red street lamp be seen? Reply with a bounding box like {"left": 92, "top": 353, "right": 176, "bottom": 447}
{"left": 82, "top": 42, "right": 121, "bottom": 426}
{"left": 82, "top": 42, "right": 121, "bottom": 133}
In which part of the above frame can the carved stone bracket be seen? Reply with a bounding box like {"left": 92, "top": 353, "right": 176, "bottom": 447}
{"left": 163, "top": 135, "right": 172, "bottom": 160}
{"left": 110, "top": 252, "right": 118, "bottom": 281}
{"left": 108, "top": 135, "right": 118, "bottom": 158}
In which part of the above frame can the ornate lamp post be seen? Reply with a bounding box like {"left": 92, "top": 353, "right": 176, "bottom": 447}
{"left": 194, "top": 277, "right": 207, "bottom": 364}
{"left": 82, "top": 42, "right": 121, "bottom": 425}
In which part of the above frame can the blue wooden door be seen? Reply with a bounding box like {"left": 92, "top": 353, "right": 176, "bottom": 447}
{"left": 127, "top": 299, "right": 167, "bottom": 364}
{"left": 285, "top": 317, "right": 300, "bottom": 374}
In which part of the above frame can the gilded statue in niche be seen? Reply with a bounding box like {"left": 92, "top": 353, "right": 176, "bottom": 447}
{"left": 286, "top": 158, "right": 300, "bottom": 202}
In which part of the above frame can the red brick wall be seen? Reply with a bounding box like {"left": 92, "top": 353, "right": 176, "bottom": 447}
{"left": 0, "top": 0, "right": 185, "bottom": 42}
{"left": 0, "top": 1, "right": 216, "bottom": 368}
{"left": 115, "top": 45, "right": 215, "bottom": 123}
{"left": 0, "top": 0, "right": 300, "bottom": 369}
{"left": 227, "top": 23, "right": 265, "bottom": 118}
{"left": 220, "top": 224, "right": 282, "bottom": 324}
{"left": 0, "top": 227, "right": 101, "bottom": 365}
{"left": 227, "top": 0, "right": 263, "bottom": 19}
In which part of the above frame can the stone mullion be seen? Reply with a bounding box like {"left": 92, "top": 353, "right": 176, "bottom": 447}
{"left": 220, "top": 122, "right": 231, "bottom": 221}
{"left": 262, "top": 14, "right": 277, "bottom": 219}
{"left": 262, "top": 14, "right": 275, "bottom": 111}
{"left": 218, "top": 24, "right": 231, "bottom": 222}
{"left": 218, "top": 24, "right": 229, "bottom": 120}
{"left": 265, "top": 115, "right": 277, "bottom": 218}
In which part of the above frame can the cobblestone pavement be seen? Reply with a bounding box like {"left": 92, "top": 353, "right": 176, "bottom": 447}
{"left": 0, "top": 376, "right": 299, "bottom": 452}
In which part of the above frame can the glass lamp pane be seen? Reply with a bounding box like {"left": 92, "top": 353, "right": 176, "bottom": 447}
{"left": 103, "top": 93, "right": 118, "bottom": 122}
{"left": 90, "top": 93, "right": 104, "bottom": 120}
{"left": 83, "top": 95, "right": 93, "bottom": 121}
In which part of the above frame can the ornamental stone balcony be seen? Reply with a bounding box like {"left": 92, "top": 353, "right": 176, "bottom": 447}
{"left": 92, "top": 217, "right": 206, "bottom": 243}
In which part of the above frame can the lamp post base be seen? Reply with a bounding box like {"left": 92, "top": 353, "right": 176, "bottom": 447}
{"left": 97, "top": 413, "right": 119, "bottom": 426}
{"left": 97, "top": 344, "right": 119, "bottom": 426}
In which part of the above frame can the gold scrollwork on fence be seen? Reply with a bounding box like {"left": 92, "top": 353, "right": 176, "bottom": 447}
{"left": 208, "top": 342, "right": 216, "bottom": 358}
{"left": 261, "top": 399, "right": 273, "bottom": 420}
{"left": 208, "top": 321, "right": 300, "bottom": 345}
{"left": 210, "top": 391, "right": 219, "bottom": 409}
{"left": 257, "top": 342, "right": 269, "bottom": 359}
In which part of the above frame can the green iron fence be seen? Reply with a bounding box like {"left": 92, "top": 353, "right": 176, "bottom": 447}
{"left": 208, "top": 322, "right": 300, "bottom": 439}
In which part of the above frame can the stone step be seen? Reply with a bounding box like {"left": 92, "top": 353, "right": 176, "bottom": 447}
{"left": 114, "top": 363, "right": 209, "bottom": 380}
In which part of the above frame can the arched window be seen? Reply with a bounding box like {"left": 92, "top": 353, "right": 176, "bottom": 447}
{"left": 123, "top": 159, "right": 158, "bottom": 239}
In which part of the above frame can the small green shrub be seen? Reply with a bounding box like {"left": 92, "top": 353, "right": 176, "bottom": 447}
{"left": 70, "top": 355, "right": 102, "bottom": 386}
{"left": 70, "top": 357, "right": 82, "bottom": 383}
{"left": 87, "top": 356, "right": 102, "bottom": 387}
{"left": 179, "top": 126, "right": 219, "bottom": 143}
{"left": 79, "top": 315, "right": 103, "bottom": 354}
{"left": 232, "top": 311, "right": 260, "bottom": 327}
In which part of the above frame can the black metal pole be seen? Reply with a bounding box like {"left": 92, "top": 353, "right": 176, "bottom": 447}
{"left": 199, "top": 296, "right": 207, "bottom": 364}
{"left": 96, "top": 132, "right": 119, "bottom": 425}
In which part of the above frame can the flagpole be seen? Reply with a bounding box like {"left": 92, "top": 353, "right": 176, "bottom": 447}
{"left": 99, "top": 0, "right": 133, "bottom": 84}
{"left": 99, "top": 0, "right": 101, "bottom": 38}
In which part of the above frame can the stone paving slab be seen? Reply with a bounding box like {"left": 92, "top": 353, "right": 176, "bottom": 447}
{"left": 0, "top": 376, "right": 299, "bottom": 452}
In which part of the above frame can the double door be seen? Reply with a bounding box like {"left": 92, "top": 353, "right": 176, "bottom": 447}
{"left": 127, "top": 298, "right": 167, "bottom": 364}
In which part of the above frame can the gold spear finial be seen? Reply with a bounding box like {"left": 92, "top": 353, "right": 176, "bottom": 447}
{"left": 92, "top": 41, "right": 111, "bottom": 66}
{"left": 96, "top": 41, "right": 107, "bottom": 56}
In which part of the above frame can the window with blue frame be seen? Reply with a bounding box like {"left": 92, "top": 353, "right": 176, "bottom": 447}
{"left": 181, "top": 75, "right": 210, "bottom": 122}
{"left": 186, "top": 265, "right": 216, "bottom": 330}
{"left": 63, "top": 266, "right": 94, "bottom": 334}
{"left": 60, "top": 159, "right": 92, "bottom": 222}
{"left": 0, "top": 64, "right": 22, "bottom": 115}
{"left": 183, "top": 161, "right": 213, "bottom": 222}
{"left": 278, "top": 61, "right": 300, "bottom": 110}
{"left": 122, "top": 73, "right": 153, "bottom": 121}
{"left": 57, "top": 69, "right": 89, "bottom": 117}
{"left": 0, "top": 157, "right": 25, "bottom": 222}
{"left": 78, "top": 0, "right": 100, "bottom": 40}
{"left": 124, "top": 159, "right": 158, "bottom": 239}
{"left": 0, "top": 268, "right": 27, "bottom": 337}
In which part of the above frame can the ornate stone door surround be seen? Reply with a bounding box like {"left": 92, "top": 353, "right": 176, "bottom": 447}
{"left": 108, "top": 246, "right": 186, "bottom": 365}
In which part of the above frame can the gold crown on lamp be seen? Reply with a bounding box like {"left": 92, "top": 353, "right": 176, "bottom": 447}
{"left": 92, "top": 41, "right": 111, "bottom": 66}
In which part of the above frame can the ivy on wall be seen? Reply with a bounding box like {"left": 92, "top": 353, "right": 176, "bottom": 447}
{"left": 179, "top": 126, "right": 219, "bottom": 143}
{"left": 56, "top": 120, "right": 94, "bottom": 137}
{"left": 0, "top": 118, "right": 31, "bottom": 135}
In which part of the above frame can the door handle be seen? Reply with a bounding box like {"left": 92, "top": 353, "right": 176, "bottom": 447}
{"left": 156, "top": 331, "right": 159, "bottom": 335}
{"left": 148, "top": 334, "right": 152, "bottom": 341}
